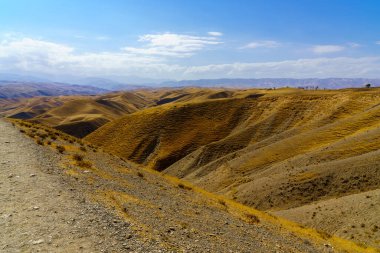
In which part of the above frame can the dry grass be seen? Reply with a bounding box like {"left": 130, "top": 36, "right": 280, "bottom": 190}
{"left": 72, "top": 154, "right": 84, "bottom": 161}
{"left": 75, "top": 160, "right": 92, "bottom": 168}
{"left": 178, "top": 183, "right": 192, "bottom": 190}
{"left": 56, "top": 145, "right": 65, "bottom": 154}
{"left": 7, "top": 88, "right": 380, "bottom": 251}
{"left": 84, "top": 88, "right": 380, "bottom": 250}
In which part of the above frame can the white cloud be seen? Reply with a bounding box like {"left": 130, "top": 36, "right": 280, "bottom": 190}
{"left": 183, "top": 57, "right": 380, "bottom": 79}
{"left": 0, "top": 37, "right": 172, "bottom": 76}
{"left": 208, "top": 31, "right": 223, "bottom": 37}
{"left": 242, "top": 40, "right": 281, "bottom": 49}
{"left": 312, "top": 45, "right": 345, "bottom": 54}
{"left": 123, "top": 33, "right": 222, "bottom": 58}
{"left": 0, "top": 37, "right": 380, "bottom": 79}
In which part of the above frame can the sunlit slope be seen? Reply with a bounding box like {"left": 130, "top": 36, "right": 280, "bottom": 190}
{"left": 30, "top": 89, "right": 240, "bottom": 138}
{"left": 87, "top": 88, "right": 380, "bottom": 209}
{"left": 2, "top": 88, "right": 243, "bottom": 137}
{"left": 6, "top": 92, "right": 152, "bottom": 138}
{"left": 14, "top": 119, "right": 378, "bottom": 253}
{"left": 275, "top": 188, "right": 380, "bottom": 249}
{"left": 0, "top": 96, "right": 76, "bottom": 118}
{"left": 86, "top": 98, "right": 255, "bottom": 170}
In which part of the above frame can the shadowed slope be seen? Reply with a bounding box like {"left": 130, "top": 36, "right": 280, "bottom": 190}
{"left": 87, "top": 98, "right": 254, "bottom": 170}
{"left": 86, "top": 88, "right": 380, "bottom": 248}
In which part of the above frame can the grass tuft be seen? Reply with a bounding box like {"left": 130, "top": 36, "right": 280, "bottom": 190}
{"left": 244, "top": 213, "right": 260, "bottom": 224}
{"left": 178, "top": 183, "right": 192, "bottom": 190}
{"left": 76, "top": 160, "right": 92, "bottom": 168}
{"left": 72, "top": 154, "right": 84, "bottom": 161}
{"left": 56, "top": 145, "right": 65, "bottom": 153}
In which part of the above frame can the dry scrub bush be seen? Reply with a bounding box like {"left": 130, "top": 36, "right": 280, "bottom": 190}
{"left": 76, "top": 160, "right": 92, "bottom": 168}
{"left": 56, "top": 145, "right": 65, "bottom": 153}
{"left": 218, "top": 199, "right": 227, "bottom": 206}
{"left": 245, "top": 213, "right": 260, "bottom": 224}
{"left": 72, "top": 154, "right": 84, "bottom": 161}
{"left": 178, "top": 183, "right": 192, "bottom": 190}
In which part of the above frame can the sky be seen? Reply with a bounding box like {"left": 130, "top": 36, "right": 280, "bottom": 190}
{"left": 1, "top": 0, "right": 380, "bottom": 81}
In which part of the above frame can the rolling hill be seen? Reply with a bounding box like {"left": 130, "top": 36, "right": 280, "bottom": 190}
{"left": 3, "top": 86, "right": 380, "bottom": 248}
{"left": 86, "top": 87, "right": 380, "bottom": 249}
{"left": 2, "top": 87, "right": 239, "bottom": 137}
{"left": 0, "top": 81, "right": 107, "bottom": 99}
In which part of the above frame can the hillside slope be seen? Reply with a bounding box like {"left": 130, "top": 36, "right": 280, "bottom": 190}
{"left": 2, "top": 92, "right": 153, "bottom": 137}
{"left": 2, "top": 88, "right": 237, "bottom": 137}
{"left": 12, "top": 119, "right": 377, "bottom": 253}
{"left": 86, "top": 88, "right": 380, "bottom": 248}
{"left": 0, "top": 82, "right": 106, "bottom": 99}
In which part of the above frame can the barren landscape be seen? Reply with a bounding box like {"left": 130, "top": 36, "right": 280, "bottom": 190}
{"left": 0, "top": 118, "right": 340, "bottom": 252}
{"left": 1, "top": 86, "right": 379, "bottom": 252}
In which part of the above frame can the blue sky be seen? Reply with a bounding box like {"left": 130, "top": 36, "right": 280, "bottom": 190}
{"left": 1, "top": 0, "right": 380, "bottom": 81}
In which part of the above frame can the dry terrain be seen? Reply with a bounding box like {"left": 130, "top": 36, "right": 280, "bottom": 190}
{"left": 85, "top": 87, "right": 380, "bottom": 249}
{"left": 1, "top": 88, "right": 230, "bottom": 137}
{"left": 2, "top": 87, "right": 380, "bottom": 251}
{"left": 2, "top": 118, "right": 350, "bottom": 252}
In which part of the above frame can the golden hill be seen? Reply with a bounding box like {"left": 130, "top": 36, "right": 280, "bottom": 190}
{"left": 86, "top": 87, "right": 380, "bottom": 248}
{"left": 0, "top": 96, "right": 76, "bottom": 118}
{"left": 2, "top": 88, "right": 237, "bottom": 137}
{"left": 12, "top": 118, "right": 378, "bottom": 252}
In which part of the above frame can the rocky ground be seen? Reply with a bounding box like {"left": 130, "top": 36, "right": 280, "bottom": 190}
{"left": 0, "top": 118, "right": 348, "bottom": 252}
{"left": 0, "top": 119, "right": 165, "bottom": 252}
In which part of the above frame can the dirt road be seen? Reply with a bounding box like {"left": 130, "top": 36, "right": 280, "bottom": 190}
{"left": 0, "top": 119, "right": 166, "bottom": 253}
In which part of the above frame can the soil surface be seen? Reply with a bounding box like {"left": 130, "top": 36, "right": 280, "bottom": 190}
{"left": 0, "top": 118, "right": 334, "bottom": 252}
{"left": 0, "top": 119, "right": 164, "bottom": 252}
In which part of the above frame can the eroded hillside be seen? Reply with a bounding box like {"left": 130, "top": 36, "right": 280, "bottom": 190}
{"left": 1, "top": 88, "right": 239, "bottom": 137}
{"left": 8, "top": 119, "right": 348, "bottom": 253}
{"left": 86, "top": 87, "right": 380, "bottom": 248}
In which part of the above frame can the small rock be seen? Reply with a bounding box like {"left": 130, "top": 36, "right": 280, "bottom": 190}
{"left": 31, "top": 239, "right": 44, "bottom": 245}
{"left": 30, "top": 174, "right": 36, "bottom": 177}
{"left": 32, "top": 206, "right": 40, "bottom": 210}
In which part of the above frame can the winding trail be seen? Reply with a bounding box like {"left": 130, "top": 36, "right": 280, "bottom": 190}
{"left": 0, "top": 119, "right": 134, "bottom": 252}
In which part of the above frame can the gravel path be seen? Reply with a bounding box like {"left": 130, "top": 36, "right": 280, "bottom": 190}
{"left": 0, "top": 119, "right": 165, "bottom": 253}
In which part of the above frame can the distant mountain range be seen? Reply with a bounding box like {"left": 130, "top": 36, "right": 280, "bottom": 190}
{"left": 0, "top": 72, "right": 379, "bottom": 93}
{"left": 0, "top": 81, "right": 107, "bottom": 99}
{"left": 161, "top": 78, "right": 380, "bottom": 89}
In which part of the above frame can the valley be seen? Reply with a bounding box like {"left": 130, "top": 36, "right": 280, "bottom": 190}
{"left": 1, "top": 87, "right": 380, "bottom": 251}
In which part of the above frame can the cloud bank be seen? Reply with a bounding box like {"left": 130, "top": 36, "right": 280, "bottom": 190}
{"left": 0, "top": 35, "right": 380, "bottom": 79}
{"left": 122, "top": 33, "right": 222, "bottom": 57}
